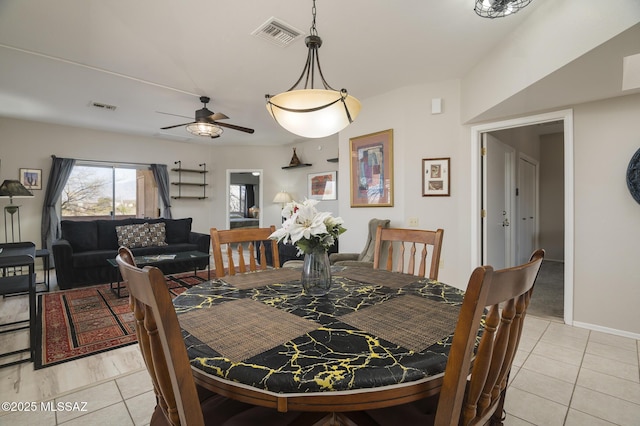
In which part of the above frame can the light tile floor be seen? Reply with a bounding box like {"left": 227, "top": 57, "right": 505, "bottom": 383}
{"left": 1, "top": 276, "right": 639, "bottom": 425}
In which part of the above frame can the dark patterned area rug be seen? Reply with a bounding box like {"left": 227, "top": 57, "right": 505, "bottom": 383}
{"left": 35, "top": 271, "right": 209, "bottom": 369}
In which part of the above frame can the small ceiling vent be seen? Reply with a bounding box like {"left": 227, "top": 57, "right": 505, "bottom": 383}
{"left": 90, "top": 101, "right": 117, "bottom": 111}
{"left": 252, "top": 17, "right": 303, "bottom": 47}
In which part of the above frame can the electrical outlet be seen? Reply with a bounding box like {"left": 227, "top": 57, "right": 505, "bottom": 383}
{"left": 408, "top": 217, "right": 419, "bottom": 227}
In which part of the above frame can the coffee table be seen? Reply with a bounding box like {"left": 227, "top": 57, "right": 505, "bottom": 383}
{"left": 107, "top": 250, "right": 210, "bottom": 297}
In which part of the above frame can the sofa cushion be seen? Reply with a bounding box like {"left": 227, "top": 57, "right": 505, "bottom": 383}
{"left": 61, "top": 220, "right": 99, "bottom": 252}
{"left": 147, "top": 222, "right": 169, "bottom": 247}
{"left": 72, "top": 249, "right": 118, "bottom": 269}
{"left": 116, "top": 223, "right": 150, "bottom": 248}
{"left": 96, "top": 219, "right": 135, "bottom": 250}
{"left": 164, "top": 218, "right": 192, "bottom": 244}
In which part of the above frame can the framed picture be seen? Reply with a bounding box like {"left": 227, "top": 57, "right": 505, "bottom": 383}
{"left": 422, "top": 158, "right": 450, "bottom": 196}
{"left": 308, "top": 171, "right": 337, "bottom": 200}
{"left": 349, "top": 129, "right": 394, "bottom": 207}
{"left": 19, "top": 168, "right": 42, "bottom": 190}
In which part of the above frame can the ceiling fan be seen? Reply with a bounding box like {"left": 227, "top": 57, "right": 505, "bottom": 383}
{"left": 160, "top": 96, "right": 254, "bottom": 138}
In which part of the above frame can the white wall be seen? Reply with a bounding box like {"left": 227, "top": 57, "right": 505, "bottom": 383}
{"left": 338, "top": 79, "right": 469, "bottom": 288}
{"left": 539, "top": 133, "right": 565, "bottom": 261}
{"left": 573, "top": 93, "right": 640, "bottom": 335}
{"left": 208, "top": 137, "right": 339, "bottom": 232}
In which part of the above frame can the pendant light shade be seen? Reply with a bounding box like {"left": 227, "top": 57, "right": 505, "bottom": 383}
{"left": 266, "top": 89, "right": 361, "bottom": 139}
{"left": 265, "top": 0, "right": 361, "bottom": 138}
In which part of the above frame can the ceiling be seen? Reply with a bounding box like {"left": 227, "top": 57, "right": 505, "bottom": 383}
{"left": 2, "top": 0, "right": 629, "bottom": 147}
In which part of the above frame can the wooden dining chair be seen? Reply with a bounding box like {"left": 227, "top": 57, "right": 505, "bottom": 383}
{"left": 115, "top": 249, "right": 320, "bottom": 426}
{"left": 343, "top": 249, "right": 545, "bottom": 426}
{"left": 210, "top": 226, "right": 280, "bottom": 278}
{"left": 372, "top": 226, "right": 444, "bottom": 280}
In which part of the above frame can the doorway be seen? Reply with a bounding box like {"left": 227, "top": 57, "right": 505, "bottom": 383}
{"left": 225, "top": 169, "right": 263, "bottom": 230}
{"left": 471, "top": 110, "right": 574, "bottom": 325}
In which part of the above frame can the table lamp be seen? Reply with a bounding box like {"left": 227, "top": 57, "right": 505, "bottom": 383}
{"left": 0, "top": 180, "right": 34, "bottom": 242}
{"left": 272, "top": 191, "right": 292, "bottom": 208}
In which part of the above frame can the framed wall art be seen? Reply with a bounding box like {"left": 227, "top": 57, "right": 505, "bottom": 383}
{"left": 422, "top": 158, "right": 450, "bottom": 196}
{"left": 308, "top": 171, "right": 337, "bottom": 200}
{"left": 349, "top": 129, "right": 394, "bottom": 207}
{"left": 19, "top": 168, "right": 42, "bottom": 190}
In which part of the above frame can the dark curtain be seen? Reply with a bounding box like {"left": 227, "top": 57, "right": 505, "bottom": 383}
{"left": 41, "top": 156, "right": 76, "bottom": 264}
{"left": 245, "top": 184, "right": 255, "bottom": 217}
{"left": 150, "top": 164, "right": 172, "bottom": 219}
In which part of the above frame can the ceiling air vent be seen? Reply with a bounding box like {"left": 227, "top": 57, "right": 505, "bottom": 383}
{"left": 90, "top": 101, "right": 117, "bottom": 111}
{"left": 252, "top": 17, "right": 303, "bottom": 47}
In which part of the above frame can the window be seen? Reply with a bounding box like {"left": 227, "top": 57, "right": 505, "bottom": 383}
{"left": 61, "top": 163, "right": 158, "bottom": 220}
{"left": 229, "top": 184, "right": 247, "bottom": 216}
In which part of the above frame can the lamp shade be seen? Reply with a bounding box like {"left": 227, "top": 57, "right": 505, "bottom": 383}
{"left": 273, "top": 191, "right": 293, "bottom": 204}
{"left": 0, "top": 180, "right": 34, "bottom": 201}
{"left": 266, "top": 89, "right": 361, "bottom": 138}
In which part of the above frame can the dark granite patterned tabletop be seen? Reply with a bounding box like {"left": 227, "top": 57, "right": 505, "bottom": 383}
{"left": 173, "top": 266, "right": 466, "bottom": 395}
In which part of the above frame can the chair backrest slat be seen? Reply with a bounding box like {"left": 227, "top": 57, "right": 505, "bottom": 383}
{"left": 373, "top": 226, "right": 444, "bottom": 280}
{"left": 211, "top": 226, "right": 280, "bottom": 278}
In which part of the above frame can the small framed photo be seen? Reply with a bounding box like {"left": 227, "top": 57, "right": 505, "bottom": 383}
{"left": 350, "top": 129, "right": 394, "bottom": 207}
{"left": 422, "top": 158, "right": 450, "bottom": 196}
{"left": 19, "top": 168, "right": 42, "bottom": 190}
{"left": 308, "top": 171, "right": 337, "bottom": 200}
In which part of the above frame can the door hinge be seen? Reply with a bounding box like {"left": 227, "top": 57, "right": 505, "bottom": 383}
{"left": 481, "top": 147, "right": 487, "bottom": 156}
{"left": 481, "top": 209, "right": 487, "bottom": 218}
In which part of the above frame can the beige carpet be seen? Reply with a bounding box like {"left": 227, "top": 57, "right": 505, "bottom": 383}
{"left": 528, "top": 260, "right": 564, "bottom": 319}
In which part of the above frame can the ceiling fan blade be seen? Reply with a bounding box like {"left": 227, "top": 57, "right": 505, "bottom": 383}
{"left": 161, "top": 121, "right": 195, "bottom": 130}
{"left": 208, "top": 112, "right": 229, "bottom": 121}
{"left": 156, "top": 111, "right": 192, "bottom": 120}
{"left": 214, "top": 121, "right": 255, "bottom": 134}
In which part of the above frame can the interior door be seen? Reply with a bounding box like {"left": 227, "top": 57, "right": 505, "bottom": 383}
{"left": 482, "top": 134, "right": 516, "bottom": 269}
{"left": 517, "top": 156, "right": 538, "bottom": 264}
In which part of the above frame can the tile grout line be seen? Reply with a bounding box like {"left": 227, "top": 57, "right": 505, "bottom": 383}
{"left": 559, "top": 328, "right": 590, "bottom": 425}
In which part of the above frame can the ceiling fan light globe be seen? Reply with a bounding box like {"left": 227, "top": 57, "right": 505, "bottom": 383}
{"left": 266, "top": 89, "right": 361, "bottom": 138}
{"left": 185, "top": 122, "right": 223, "bottom": 138}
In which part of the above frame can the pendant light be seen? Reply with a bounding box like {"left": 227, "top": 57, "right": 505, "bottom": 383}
{"left": 474, "top": 0, "right": 533, "bottom": 18}
{"left": 265, "top": 0, "right": 361, "bottom": 138}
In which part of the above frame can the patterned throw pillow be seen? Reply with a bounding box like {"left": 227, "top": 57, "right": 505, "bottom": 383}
{"left": 115, "top": 223, "right": 150, "bottom": 248}
{"left": 147, "top": 222, "right": 168, "bottom": 247}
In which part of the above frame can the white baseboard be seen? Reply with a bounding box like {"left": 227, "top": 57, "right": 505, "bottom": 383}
{"left": 572, "top": 321, "right": 640, "bottom": 340}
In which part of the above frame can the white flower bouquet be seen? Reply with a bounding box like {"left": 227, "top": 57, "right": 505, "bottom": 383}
{"left": 269, "top": 199, "right": 346, "bottom": 255}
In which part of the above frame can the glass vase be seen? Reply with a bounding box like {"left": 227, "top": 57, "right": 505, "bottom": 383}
{"left": 301, "top": 250, "right": 332, "bottom": 296}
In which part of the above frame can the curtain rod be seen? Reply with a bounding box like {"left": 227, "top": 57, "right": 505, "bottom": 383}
{"left": 51, "top": 155, "right": 158, "bottom": 168}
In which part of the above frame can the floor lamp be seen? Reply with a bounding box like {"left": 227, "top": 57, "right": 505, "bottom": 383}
{"left": 0, "top": 180, "right": 34, "bottom": 243}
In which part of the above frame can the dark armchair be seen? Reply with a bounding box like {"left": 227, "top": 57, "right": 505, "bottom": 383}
{"left": 329, "top": 218, "right": 390, "bottom": 267}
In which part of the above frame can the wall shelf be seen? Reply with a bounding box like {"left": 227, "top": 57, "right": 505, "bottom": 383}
{"left": 172, "top": 161, "right": 207, "bottom": 199}
{"left": 282, "top": 163, "right": 312, "bottom": 170}
{"left": 171, "top": 196, "right": 207, "bottom": 200}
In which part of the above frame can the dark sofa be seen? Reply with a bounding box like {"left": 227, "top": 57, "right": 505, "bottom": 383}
{"left": 52, "top": 217, "right": 210, "bottom": 289}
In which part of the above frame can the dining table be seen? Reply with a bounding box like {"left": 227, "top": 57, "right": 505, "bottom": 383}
{"left": 172, "top": 266, "right": 471, "bottom": 413}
